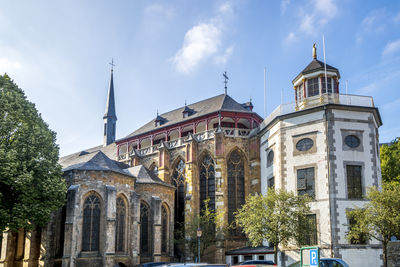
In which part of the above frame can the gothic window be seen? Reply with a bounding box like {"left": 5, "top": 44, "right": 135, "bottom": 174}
{"left": 297, "top": 167, "right": 315, "bottom": 199}
{"left": 267, "top": 150, "right": 274, "bottom": 168}
{"left": 172, "top": 159, "right": 185, "bottom": 225}
{"left": 268, "top": 177, "right": 275, "bottom": 189}
{"left": 140, "top": 202, "right": 150, "bottom": 255}
{"left": 200, "top": 154, "right": 216, "bottom": 212}
{"left": 149, "top": 162, "right": 158, "bottom": 176}
{"left": 300, "top": 214, "right": 317, "bottom": 245}
{"left": 115, "top": 197, "right": 126, "bottom": 252}
{"left": 161, "top": 205, "right": 169, "bottom": 253}
{"left": 296, "top": 138, "right": 314, "bottom": 151}
{"left": 307, "top": 78, "right": 320, "bottom": 97}
{"left": 82, "top": 194, "right": 101, "bottom": 251}
{"left": 347, "top": 165, "right": 362, "bottom": 199}
{"left": 227, "top": 150, "right": 245, "bottom": 229}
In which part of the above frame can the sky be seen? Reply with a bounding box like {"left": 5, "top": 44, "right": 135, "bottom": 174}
{"left": 1, "top": 0, "right": 400, "bottom": 156}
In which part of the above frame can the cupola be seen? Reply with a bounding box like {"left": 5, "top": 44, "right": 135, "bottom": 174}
{"left": 292, "top": 44, "right": 341, "bottom": 110}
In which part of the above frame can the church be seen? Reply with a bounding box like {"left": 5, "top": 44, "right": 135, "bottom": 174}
{"left": 0, "top": 45, "right": 382, "bottom": 267}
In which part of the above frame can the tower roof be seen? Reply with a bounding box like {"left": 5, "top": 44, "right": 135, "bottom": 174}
{"left": 104, "top": 70, "right": 117, "bottom": 120}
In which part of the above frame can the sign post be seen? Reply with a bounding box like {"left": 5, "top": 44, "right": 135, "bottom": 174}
{"left": 300, "top": 246, "right": 320, "bottom": 267}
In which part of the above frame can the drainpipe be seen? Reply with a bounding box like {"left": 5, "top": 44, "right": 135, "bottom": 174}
{"left": 324, "top": 105, "right": 335, "bottom": 258}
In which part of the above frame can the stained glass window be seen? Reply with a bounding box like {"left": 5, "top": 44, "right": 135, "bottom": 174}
{"left": 140, "top": 202, "right": 150, "bottom": 255}
{"left": 200, "top": 154, "right": 215, "bottom": 212}
{"left": 161, "top": 205, "right": 168, "bottom": 253}
{"left": 172, "top": 159, "right": 185, "bottom": 225}
{"left": 227, "top": 150, "right": 245, "bottom": 232}
{"left": 115, "top": 197, "right": 126, "bottom": 252}
{"left": 82, "top": 194, "right": 101, "bottom": 251}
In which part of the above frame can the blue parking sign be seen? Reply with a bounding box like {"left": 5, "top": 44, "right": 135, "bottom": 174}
{"left": 310, "top": 249, "right": 318, "bottom": 266}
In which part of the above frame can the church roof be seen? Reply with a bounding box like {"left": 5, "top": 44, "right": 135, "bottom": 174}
{"left": 122, "top": 93, "right": 254, "bottom": 139}
{"left": 293, "top": 59, "right": 340, "bottom": 83}
{"left": 61, "top": 150, "right": 131, "bottom": 176}
{"left": 124, "top": 165, "right": 174, "bottom": 188}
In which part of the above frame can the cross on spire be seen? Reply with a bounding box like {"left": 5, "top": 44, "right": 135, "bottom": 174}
{"left": 109, "top": 58, "right": 115, "bottom": 72}
{"left": 223, "top": 71, "right": 229, "bottom": 94}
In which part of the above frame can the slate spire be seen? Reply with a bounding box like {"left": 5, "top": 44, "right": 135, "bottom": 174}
{"left": 103, "top": 61, "right": 117, "bottom": 146}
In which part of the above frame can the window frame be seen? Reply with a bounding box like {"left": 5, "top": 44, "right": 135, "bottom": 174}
{"left": 296, "top": 167, "right": 315, "bottom": 199}
{"left": 346, "top": 165, "right": 363, "bottom": 199}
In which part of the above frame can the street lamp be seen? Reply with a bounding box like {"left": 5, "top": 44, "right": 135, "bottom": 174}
{"left": 197, "top": 227, "right": 202, "bottom": 263}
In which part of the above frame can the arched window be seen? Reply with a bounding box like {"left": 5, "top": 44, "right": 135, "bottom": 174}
{"left": 172, "top": 159, "right": 185, "bottom": 226}
{"left": 140, "top": 202, "right": 150, "bottom": 255}
{"left": 161, "top": 205, "right": 169, "bottom": 253}
{"left": 115, "top": 196, "right": 126, "bottom": 252}
{"left": 149, "top": 162, "right": 159, "bottom": 176}
{"left": 199, "top": 153, "right": 215, "bottom": 212}
{"left": 82, "top": 194, "right": 101, "bottom": 251}
{"left": 267, "top": 150, "right": 274, "bottom": 168}
{"left": 227, "top": 150, "right": 245, "bottom": 232}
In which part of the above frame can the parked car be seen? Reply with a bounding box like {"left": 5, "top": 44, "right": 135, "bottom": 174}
{"left": 238, "top": 260, "right": 276, "bottom": 266}
{"left": 137, "top": 262, "right": 169, "bottom": 267}
{"left": 288, "top": 258, "right": 349, "bottom": 267}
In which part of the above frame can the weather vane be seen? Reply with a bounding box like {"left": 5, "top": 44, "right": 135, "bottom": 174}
{"left": 109, "top": 58, "right": 115, "bottom": 72}
{"left": 223, "top": 71, "right": 229, "bottom": 94}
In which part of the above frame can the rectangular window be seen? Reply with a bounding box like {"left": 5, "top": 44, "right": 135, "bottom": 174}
{"left": 300, "top": 214, "right": 317, "bottom": 246}
{"left": 321, "top": 77, "right": 333, "bottom": 93}
{"left": 297, "top": 167, "right": 315, "bottom": 199}
{"left": 268, "top": 177, "right": 275, "bottom": 189}
{"left": 348, "top": 214, "right": 367, "bottom": 244}
{"left": 258, "top": 255, "right": 265, "bottom": 260}
{"left": 347, "top": 165, "right": 362, "bottom": 199}
{"left": 297, "top": 84, "right": 304, "bottom": 101}
{"left": 244, "top": 255, "right": 253, "bottom": 261}
{"left": 307, "top": 78, "right": 320, "bottom": 97}
{"left": 233, "top": 256, "right": 239, "bottom": 264}
{"left": 104, "top": 123, "right": 107, "bottom": 136}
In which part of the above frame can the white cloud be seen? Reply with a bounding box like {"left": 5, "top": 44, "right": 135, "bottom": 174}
{"left": 383, "top": 39, "right": 400, "bottom": 56}
{"left": 285, "top": 32, "right": 297, "bottom": 44}
{"left": 215, "top": 45, "right": 234, "bottom": 64}
{"left": 144, "top": 3, "right": 175, "bottom": 20}
{"left": 0, "top": 58, "right": 22, "bottom": 73}
{"left": 281, "top": 0, "right": 290, "bottom": 14}
{"left": 172, "top": 23, "right": 221, "bottom": 73}
{"left": 172, "top": 1, "right": 235, "bottom": 73}
{"left": 393, "top": 11, "right": 400, "bottom": 23}
{"left": 300, "top": 15, "right": 315, "bottom": 35}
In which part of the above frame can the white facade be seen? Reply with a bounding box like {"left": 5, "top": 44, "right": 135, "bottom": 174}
{"left": 259, "top": 101, "right": 383, "bottom": 267}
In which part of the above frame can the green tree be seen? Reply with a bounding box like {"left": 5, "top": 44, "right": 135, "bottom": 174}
{"left": 175, "top": 199, "right": 224, "bottom": 261}
{"left": 380, "top": 137, "right": 400, "bottom": 184}
{"left": 0, "top": 74, "right": 66, "bottom": 232}
{"left": 235, "top": 189, "right": 311, "bottom": 265}
{"left": 346, "top": 184, "right": 400, "bottom": 267}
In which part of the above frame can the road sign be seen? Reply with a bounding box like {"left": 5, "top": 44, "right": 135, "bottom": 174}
{"left": 300, "top": 246, "right": 320, "bottom": 267}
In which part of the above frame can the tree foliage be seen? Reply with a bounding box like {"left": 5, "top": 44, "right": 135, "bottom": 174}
{"left": 235, "top": 189, "right": 311, "bottom": 264}
{"left": 0, "top": 74, "right": 66, "bottom": 232}
{"left": 346, "top": 184, "right": 400, "bottom": 267}
{"left": 380, "top": 137, "right": 400, "bottom": 184}
{"left": 175, "top": 199, "right": 224, "bottom": 261}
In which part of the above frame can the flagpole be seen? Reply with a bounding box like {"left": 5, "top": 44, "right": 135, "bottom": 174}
{"left": 264, "top": 67, "right": 267, "bottom": 117}
{"left": 323, "top": 35, "right": 328, "bottom": 94}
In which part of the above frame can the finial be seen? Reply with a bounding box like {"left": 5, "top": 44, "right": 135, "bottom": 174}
{"left": 223, "top": 71, "right": 229, "bottom": 94}
{"left": 185, "top": 99, "right": 187, "bottom": 106}
{"left": 156, "top": 109, "right": 159, "bottom": 116}
{"left": 109, "top": 58, "right": 115, "bottom": 72}
{"left": 312, "top": 43, "right": 317, "bottom": 59}
{"left": 250, "top": 96, "right": 252, "bottom": 102}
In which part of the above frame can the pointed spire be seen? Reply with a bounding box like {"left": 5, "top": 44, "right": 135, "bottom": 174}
{"left": 103, "top": 59, "right": 117, "bottom": 146}
{"left": 104, "top": 61, "right": 117, "bottom": 120}
{"left": 312, "top": 43, "right": 317, "bottom": 59}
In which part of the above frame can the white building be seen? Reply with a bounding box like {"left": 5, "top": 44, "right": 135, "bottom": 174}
{"left": 259, "top": 45, "right": 383, "bottom": 267}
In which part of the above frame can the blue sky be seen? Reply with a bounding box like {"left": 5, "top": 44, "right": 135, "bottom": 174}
{"left": 1, "top": 0, "right": 399, "bottom": 156}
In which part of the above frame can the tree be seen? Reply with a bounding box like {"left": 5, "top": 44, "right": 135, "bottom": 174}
{"left": 235, "top": 188, "right": 311, "bottom": 264}
{"left": 380, "top": 137, "right": 400, "bottom": 184}
{"left": 175, "top": 199, "right": 224, "bottom": 261}
{"left": 0, "top": 74, "right": 66, "bottom": 232}
{"left": 346, "top": 184, "right": 400, "bottom": 267}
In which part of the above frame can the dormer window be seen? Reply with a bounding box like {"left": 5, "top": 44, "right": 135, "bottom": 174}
{"left": 183, "top": 112, "right": 189, "bottom": 118}
{"left": 155, "top": 121, "right": 161, "bottom": 127}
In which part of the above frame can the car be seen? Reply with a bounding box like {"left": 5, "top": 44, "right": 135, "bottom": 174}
{"left": 288, "top": 258, "right": 349, "bottom": 267}
{"left": 137, "top": 262, "right": 169, "bottom": 267}
{"left": 238, "top": 260, "right": 276, "bottom": 266}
